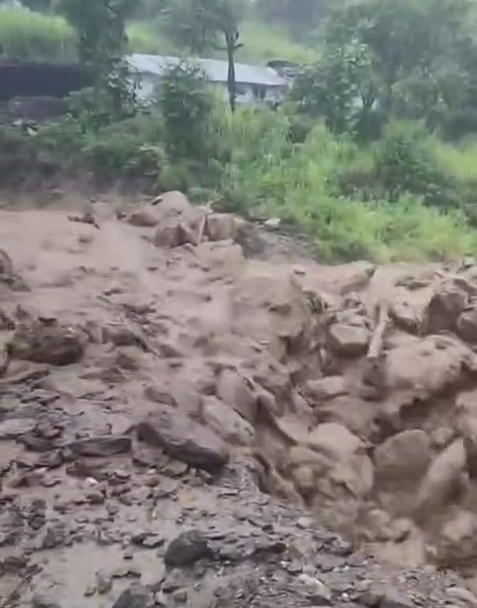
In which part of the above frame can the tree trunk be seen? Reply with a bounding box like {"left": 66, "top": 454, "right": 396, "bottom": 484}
{"left": 225, "top": 33, "right": 237, "bottom": 112}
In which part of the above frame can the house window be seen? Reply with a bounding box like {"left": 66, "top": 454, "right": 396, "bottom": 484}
{"left": 252, "top": 85, "right": 266, "bottom": 100}
{"left": 235, "top": 84, "right": 247, "bottom": 97}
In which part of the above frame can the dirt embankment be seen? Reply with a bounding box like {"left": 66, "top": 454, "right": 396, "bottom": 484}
{"left": 2, "top": 191, "right": 477, "bottom": 608}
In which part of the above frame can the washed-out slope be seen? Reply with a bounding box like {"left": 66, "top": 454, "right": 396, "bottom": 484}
{"left": 1, "top": 192, "right": 477, "bottom": 607}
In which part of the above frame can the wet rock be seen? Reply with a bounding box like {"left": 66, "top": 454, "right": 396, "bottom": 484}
{"left": 0, "top": 418, "right": 36, "bottom": 439}
{"left": 153, "top": 220, "right": 195, "bottom": 249}
{"left": 374, "top": 430, "right": 431, "bottom": 481}
{"left": 415, "top": 439, "right": 466, "bottom": 517}
{"left": 137, "top": 405, "right": 230, "bottom": 471}
{"left": 327, "top": 323, "right": 370, "bottom": 357}
{"left": 8, "top": 320, "right": 85, "bottom": 366}
{"left": 112, "top": 585, "right": 150, "bottom": 608}
{"left": 216, "top": 370, "right": 257, "bottom": 423}
{"left": 132, "top": 532, "right": 165, "bottom": 549}
{"left": 201, "top": 396, "right": 255, "bottom": 445}
{"left": 389, "top": 299, "right": 422, "bottom": 334}
{"left": 315, "top": 395, "right": 378, "bottom": 440}
{"left": 304, "top": 377, "right": 347, "bottom": 403}
{"left": 382, "top": 335, "right": 475, "bottom": 413}
{"left": 127, "top": 207, "right": 160, "bottom": 227}
{"left": 164, "top": 530, "right": 212, "bottom": 567}
{"left": 457, "top": 306, "right": 477, "bottom": 343}
{"left": 68, "top": 435, "right": 132, "bottom": 457}
{"left": 435, "top": 510, "right": 477, "bottom": 567}
{"left": 206, "top": 213, "right": 236, "bottom": 242}
{"left": 425, "top": 282, "right": 468, "bottom": 334}
{"left": 153, "top": 191, "right": 194, "bottom": 219}
{"left": 96, "top": 571, "right": 113, "bottom": 594}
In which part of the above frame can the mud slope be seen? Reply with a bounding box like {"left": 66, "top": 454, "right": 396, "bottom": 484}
{"left": 2, "top": 192, "right": 477, "bottom": 608}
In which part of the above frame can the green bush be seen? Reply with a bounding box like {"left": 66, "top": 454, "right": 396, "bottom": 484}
{"left": 80, "top": 112, "right": 165, "bottom": 177}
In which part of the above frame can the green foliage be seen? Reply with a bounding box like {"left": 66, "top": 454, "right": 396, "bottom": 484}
{"left": 157, "top": 63, "right": 215, "bottom": 162}
{"left": 291, "top": 40, "right": 378, "bottom": 135}
{"left": 57, "top": 0, "right": 138, "bottom": 120}
{"left": 292, "top": 0, "right": 477, "bottom": 137}
{"left": 159, "top": 0, "right": 247, "bottom": 110}
{"left": 254, "top": 0, "right": 331, "bottom": 40}
{"left": 0, "top": 6, "right": 76, "bottom": 60}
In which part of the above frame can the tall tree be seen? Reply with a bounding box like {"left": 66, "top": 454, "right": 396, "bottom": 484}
{"left": 160, "top": 0, "right": 246, "bottom": 111}
{"left": 57, "top": 0, "right": 139, "bottom": 118}
{"left": 254, "top": 0, "right": 331, "bottom": 40}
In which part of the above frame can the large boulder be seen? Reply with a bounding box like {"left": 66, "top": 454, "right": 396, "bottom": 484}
{"left": 434, "top": 510, "right": 477, "bottom": 568}
{"left": 455, "top": 389, "right": 477, "bottom": 478}
{"left": 457, "top": 305, "right": 477, "bottom": 343}
{"left": 215, "top": 370, "right": 257, "bottom": 423}
{"left": 381, "top": 335, "right": 477, "bottom": 414}
{"left": 151, "top": 191, "right": 203, "bottom": 248}
{"left": 206, "top": 213, "right": 236, "bottom": 242}
{"left": 137, "top": 405, "right": 230, "bottom": 472}
{"left": 374, "top": 429, "right": 431, "bottom": 482}
{"left": 414, "top": 439, "right": 466, "bottom": 518}
{"left": 288, "top": 423, "right": 374, "bottom": 529}
{"left": 326, "top": 322, "right": 370, "bottom": 357}
{"left": 229, "top": 265, "right": 312, "bottom": 361}
{"left": 424, "top": 281, "right": 468, "bottom": 334}
{"left": 8, "top": 319, "right": 86, "bottom": 366}
{"left": 201, "top": 396, "right": 255, "bottom": 445}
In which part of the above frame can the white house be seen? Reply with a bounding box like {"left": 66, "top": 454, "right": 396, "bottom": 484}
{"left": 126, "top": 54, "right": 289, "bottom": 105}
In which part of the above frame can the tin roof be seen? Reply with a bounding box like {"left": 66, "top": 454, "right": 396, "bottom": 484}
{"left": 126, "top": 54, "right": 287, "bottom": 87}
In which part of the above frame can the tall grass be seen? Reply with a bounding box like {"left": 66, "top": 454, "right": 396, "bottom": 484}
{"left": 0, "top": 7, "right": 76, "bottom": 61}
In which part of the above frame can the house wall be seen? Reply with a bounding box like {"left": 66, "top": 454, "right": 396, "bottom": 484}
{"left": 135, "top": 73, "right": 285, "bottom": 105}
{"left": 0, "top": 62, "right": 92, "bottom": 101}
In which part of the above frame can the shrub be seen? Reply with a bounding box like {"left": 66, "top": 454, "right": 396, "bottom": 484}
{"left": 80, "top": 112, "right": 165, "bottom": 178}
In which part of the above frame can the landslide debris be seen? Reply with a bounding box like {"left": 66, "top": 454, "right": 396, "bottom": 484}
{"left": 1, "top": 192, "right": 477, "bottom": 607}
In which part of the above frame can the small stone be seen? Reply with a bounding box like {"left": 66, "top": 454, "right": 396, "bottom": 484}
{"left": 298, "top": 574, "right": 332, "bottom": 604}
{"left": 84, "top": 585, "right": 97, "bottom": 597}
{"left": 96, "top": 571, "right": 113, "bottom": 594}
{"left": 297, "top": 516, "right": 314, "bottom": 529}
{"left": 171, "top": 589, "right": 188, "bottom": 603}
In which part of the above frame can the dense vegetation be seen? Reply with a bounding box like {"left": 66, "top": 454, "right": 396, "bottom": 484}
{"left": 3, "top": 0, "right": 477, "bottom": 262}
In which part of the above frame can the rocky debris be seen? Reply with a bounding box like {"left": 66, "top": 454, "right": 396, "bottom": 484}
{"left": 136, "top": 405, "right": 230, "bottom": 471}
{"left": 4, "top": 194, "right": 477, "bottom": 608}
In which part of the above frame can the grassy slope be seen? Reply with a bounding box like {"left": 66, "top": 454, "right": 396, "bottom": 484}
{"left": 0, "top": 6, "right": 317, "bottom": 65}
{"left": 127, "top": 20, "right": 318, "bottom": 64}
